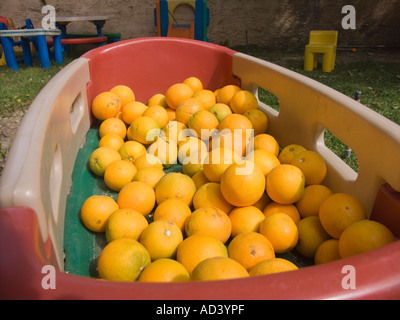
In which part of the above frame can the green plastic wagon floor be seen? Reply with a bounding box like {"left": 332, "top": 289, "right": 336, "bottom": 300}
{"left": 63, "top": 126, "right": 313, "bottom": 278}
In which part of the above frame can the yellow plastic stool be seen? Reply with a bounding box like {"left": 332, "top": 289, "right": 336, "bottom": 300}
{"left": 304, "top": 30, "right": 338, "bottom": 73}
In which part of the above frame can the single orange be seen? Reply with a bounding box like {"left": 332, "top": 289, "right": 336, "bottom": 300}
{"left": 314, "top": 239, "right": 341, "bottom": 265}
{"left": 266, "top": 164, "right": 305, "bottom": 205}
{"left": 202, "top": 147, "right": 242, "bottom": 183}
{"left": 338, "top": 220, "right": 396, "bottom": 258}
{"left": 140, "top": 220, "right": 183, "bottom": 261}
{"left": 278, "top": 144, "right": 307, "bottom": 164}
{"left": 220, "top": 160, "right": 266, "bottom": 207}
{"left": 245, "top": 149, "right": 280, "bottom": 177}
{"left": 191, "top": 170, "right": 209, "bottom": 189}
{"left": 155, "top": 172, "right": 197, "bottom": 206}
{"left": 133, "top": 166, "right": 165, "bottom": 189}
{"left": 218, "top": 113, "right": 253, "bottom": 139}
{"left": 192, "top": 89, "right": 216, "bottom": 110}
{"left": 183, "top": 76, "right": 203, "bottom": 93}
{"left": 251, "top": 133, "right": 280, "bottom": 157}
{"left": 191, "top": 257, "right": 249, "bottom": 281}
{"left": 259, "top": 212, "right": 299, "bottom": 253}
{"left": 121, "top": 101, "right": 148, "bottom": 125}
{"left": 229, "top": 206, "right": 265, "bottom": 237}
{"left": 230, "top": 90, "right": 258, "bottom": 114}
{"left": 192, "top": 182, "right": 233, "bottom": 214}
{"left": 117, "top": 181, "right": 156, "bottom": 216}
{"left": 110, "top": 85, "right": 135, "bottom": 108}
{"left": 175, "top": 97, "right": 204, "bottom": 126}
{"left": 104, "top": 159, "right": 137, "bottom": 192}
{"left": 118, "top": 140, "right": 147, "bottom": 164}
{"left": 165, "top": 83, "right": 194, "bottom": 110}
{"left": 296, "top": 216, "right": 331, "bottom": 258}
{"left": 92, "top": 91, "right": 121, "bottom": 121}
{"left": 133, "top": 153, "right": 163, "bottom": 171}
{"left": 185, "top": 206, "right": 232, "bottom": 243}
{"left": 162, "top": 120, "right": 188, "bottom": 144}
{"left": 99, "top": 133, "right": 125, "bottom": 151}
{"left": 208, "top": 103, "right": 233, "bottom": 122}
{"left": 128, "top": 116, "right": 161, "bottom": 145}
{"left": 142, "top": 105, "right": 169, "bottom": 128}
{"left": 295, "top": 184, "right": 333, "bottom": 218}
{"left": 228, "top": 232, "right": 275, "bottom": 271}
{"left": 291, "top": 150, "right": 327, "bottom": 186}
{"left": 147, "top": 93, "right": 167, "bottom": 108}
{"left": 89, "top": 147, "right": 122, "bottom": 177}
{"left": 188, "top": 110, "right": 219, "bottom": 140}
{"left": 177, "top": 234, "right": 228, "bottom": 275}
{"left": 243, "top": 109, "right": 268, "bottom": 136}
{"left": 153, "top": 198, "right": 192, "bottom": 232}
{"left": 99, "top": 117, "right": 127, "bottom": 139}
{"left": 319, "top": 193, "right": 367, "bottom": 239}
{"left": 80, "top": 195, "right": 119, "bottom": 233}
{"left": 249, "top": 258, "right": 298, "bottom": 276}
{"left": 138, "top": 258, "right": 190, "bottom": 282}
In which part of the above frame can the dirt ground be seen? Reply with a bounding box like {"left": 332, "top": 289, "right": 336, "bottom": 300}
{"left": 0, "top": 47, "right": 399, "bottom": 176}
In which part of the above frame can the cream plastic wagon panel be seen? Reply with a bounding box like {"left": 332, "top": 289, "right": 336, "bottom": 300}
{"left": 0, "top": 58, "right": 91, "bottom": 269}
{"left": 232, "top": 52, "right": 400, "bottom": 215}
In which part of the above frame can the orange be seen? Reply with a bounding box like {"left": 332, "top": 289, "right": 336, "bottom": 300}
{"left": 191, "top": 170, "right": 209, "bottom": 189}
{"left": 220, "top": 160, "right": 265, "bottom": 207}
{"left": 142, "top": 105, "right": 169, "bottom": 128}
{"left": 319, "top": 193, "right": 367, "bottom": 239}
{"left": 191, "top": 257, "right": 249, "bottom": 281}
{"left": 296, "top": 216, "right": 331, "bottom": 258}
{"left": 99, "top": 117, "right": 127, "bottom": 139}
{"left": 208, "top": 103, "right": 232, "bottom": 122}
{"left": 165, "top": 83, "right": 194, "bottom": 110}
{"left": 165, "top": 108, "right": 176, "bottom": 121}
{"left": 249, "top": 258, "right": 298, "bottom": 276}
{"left": 263, "top": 201, "right": 301, "bottom": 224}
{"left": 253, "top": 192, "right": 271, "bottom": 211}
{"left": 175, "top": 97, "right": 204, "bottom": 126}
{"left": 99, "top": 133, "right": 125, "bottom": 151}
{"left": 177, "top": 234, "right": 228, "bottom": 275}
{"left": 245, "top": 149, "right": 280, "bottom": 177}
{"left": 291, "top": 150, "right": 327, "bottom": 185}
{"left": 243, "top": 109, "right": 268, "bottom": 136}
{"left": 251, "top": 133, "right": 279, "bottom": 157}
{"left": 202, "top": 147, "right": 241, "bottom": 182}
{"left": 117, "top": 181, "right": 156, "bottom": 216}
{"left": 97, "top": 238, "right": 151, "bottom": 282}
{"left": 128, "top": 116, "right": 161, "bottom": 145}
{"left": 110, "top": 85, "right": 135, "bottom": 108}
{"left": 133, "top": 153, "right": 163, "bottom": 171}
{"left": 121, "top": 101, "right": 148, "bottom": 125}
{"left": 153, "top": 198, "right": 192, "bottom": 232}
{"left": 177, "top": 136, "right": 208, "bottom": 163}
{"left": 229, "top": 206, "right": 265, "bottom": 237}
{"left": 230, "top": 90, "right": 258, "bottom": 114}
{"left": 105, "top": 208, "right": 149, "bottom": 242}
{"left": 188, "top": 110, "right": 219, "bottom": 140}
{"left": 192, "top": 89, "right": 216, "bottom": 110}
{"left": 148, "top": 136, "right": 178, "bottom": 168}
{"left": 278, "top": 144, "right": 307, "bottom": 164}
{"left": 266, "top": 164, "right": 305, "bottom": 204}
{"left": 118, "top": 140, "right": 147, "bottom": 164}
{"left": 185, "top": 206, "right": 231, "bottom": 243}
{"left": 155, "top": 172, "right": 197, "bottom": 206}
{"left": 295, "top": 184, "right": 333, "bottom": 218}
{"left": 138, "top": 258, "right": 190, "bottom": 282}
{"left": 314, "top": 239, "right": 341, "bottom": 265}
{"left": 259, "top": 212, "right": 299, "bottom": 253}
{"left": 192, "top": 182, "right": 233, "bottom": 214}
{"left": 183, "top": 76, "right": 203, "bottom": 93}
{"left": 147, "top": 93, "right": 167, "bottom": 108}
{"left": 89, "top": 147, "right": 122, "bottom": 177}
{"left": 162, "top": 120, "right": 188, "bottom": 144}
{"left": 182, "top": 150, "right": 207, "bottom": 177}
{"left": 133, "top": 166, "right": 165, "bottom": 189}
{"left": 211, "top": 131, "right": 248, "bottom": 157}
{"left": 228, "top": 232, "right": 275, "bottom": 271}
{"left": 104, "top": 159, "right": 137, "bottom": 192}
{"left": 338, "top": 220, "right": 396, "bottom": 259}
{"left": 81, "top": 195, "right": 119, "bottom": 233}
{"left": 91, "top": 91, "right": 121, "bottom": 121}
{"left": 140, "top": 220, "right": 183, "bottom": 261}
{"left": 216, "top": 84, "right": 241, "bottom": 105}
{"left": 218, "top": 113, "right": 253, "bottom": 139}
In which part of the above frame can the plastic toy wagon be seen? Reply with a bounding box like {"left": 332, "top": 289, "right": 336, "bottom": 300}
{"left": 1, "top": 38, "right": 400, "bottom": 300}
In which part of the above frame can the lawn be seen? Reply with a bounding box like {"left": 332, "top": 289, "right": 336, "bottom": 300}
{"left": 0, "top": 45, "right": 399, "bottom": 173}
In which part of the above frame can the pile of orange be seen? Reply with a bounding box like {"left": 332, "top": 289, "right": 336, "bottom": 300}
{"left": 81, "top": 78, "right": 396, "bottom": 283}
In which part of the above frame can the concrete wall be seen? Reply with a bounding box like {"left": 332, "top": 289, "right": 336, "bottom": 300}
{"left": 1, "top": 0, "right": 399, "bottom": 49}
